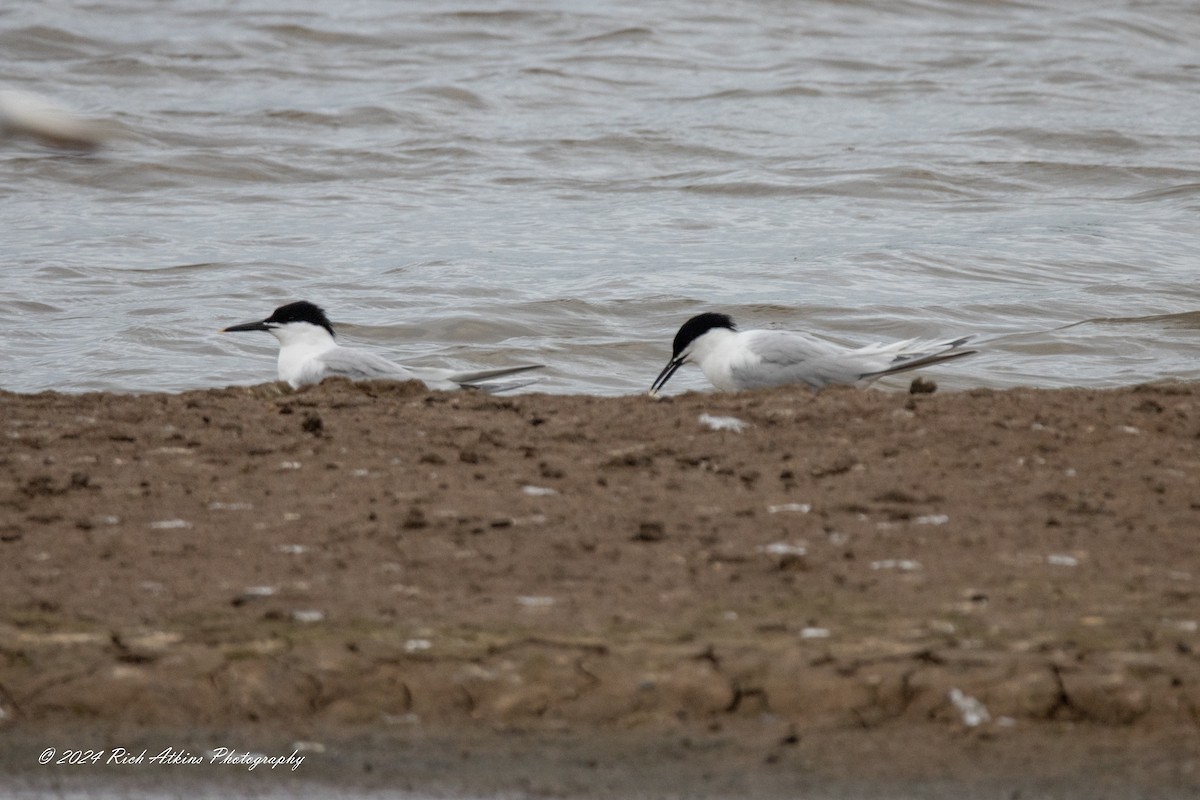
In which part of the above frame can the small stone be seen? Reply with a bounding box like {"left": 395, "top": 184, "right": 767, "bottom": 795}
{"left": 633, "top": 522, "right": 665, "bottom": 542}
{"left": 403, "top": 508, "right": 428, "bottom": 530}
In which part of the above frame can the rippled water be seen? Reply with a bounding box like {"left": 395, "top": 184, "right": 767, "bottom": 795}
{"left": 3, "top": 0, "right": 1200, "bottom": 396}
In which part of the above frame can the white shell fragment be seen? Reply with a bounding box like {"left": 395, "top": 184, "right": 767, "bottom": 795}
{"left": 768, "top": 503, "right": 811, "bottom": 514}
{"left": 698, "top": 413, "right": 748, "bottom": 432}
{"left": 948, "top": 688, "right": 991, "bottom": 727}
{"left": 148, "top": 519, "right": 191, "bottom": 530}
{"left": 762, "top": 542, "right": 807, "bottom": 557}
{"left": 870, "top": 559, "right": 921, "bottom": 571}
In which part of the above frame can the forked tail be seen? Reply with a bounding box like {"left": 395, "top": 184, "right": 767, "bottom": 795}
{"left": 861, "top": 337, "right": 978, "bottom": 380}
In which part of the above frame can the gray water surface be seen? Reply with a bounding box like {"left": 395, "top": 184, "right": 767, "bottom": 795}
{"left": 3, "top": 0, "right": 1200, "bottom": 396}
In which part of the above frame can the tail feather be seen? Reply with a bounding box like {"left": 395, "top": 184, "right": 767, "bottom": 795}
{"left": 448, "top": 364, "right": 544, "bottom": 392}
{"left": 861, "top": 338, "right": 978, "bottom": 380}
{"left": 462, "top": 376, "right": 543, "bottom": 394}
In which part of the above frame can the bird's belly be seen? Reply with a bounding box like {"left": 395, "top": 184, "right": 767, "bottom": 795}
{"left": 700, "top": 360, "right": 742, "bottom": 392}
{"left": 278, "top": 352, "right": 323, "bottom": 388}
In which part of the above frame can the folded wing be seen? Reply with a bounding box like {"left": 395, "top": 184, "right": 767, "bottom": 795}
{"left": 735, "top": 330, "right": 975, "bottom": 390}
{"left": 316, "top": 348, "right": 542, "bottom": 393}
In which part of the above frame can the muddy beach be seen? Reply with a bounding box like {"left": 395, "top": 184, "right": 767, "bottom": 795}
{"left": 1, "top": 379, "right": 1199, "bottom": 797}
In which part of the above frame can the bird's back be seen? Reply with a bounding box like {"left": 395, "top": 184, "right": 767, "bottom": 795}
{"left": 309, "top": 345, "right": 418, "bottom": 385}
{"left": 727, "top": 329, "right": 868, "bottom": 390}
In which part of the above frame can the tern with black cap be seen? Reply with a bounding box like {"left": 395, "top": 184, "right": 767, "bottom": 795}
{"left": 649, "top": 312, "right": 976, "bottom": 396}
{"left": 222, "top": 301, "right": 542, "bottom": 392}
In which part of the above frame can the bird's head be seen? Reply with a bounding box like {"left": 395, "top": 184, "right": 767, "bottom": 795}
{"left": 648, "top": 312, "right": 736, "bottom": 396}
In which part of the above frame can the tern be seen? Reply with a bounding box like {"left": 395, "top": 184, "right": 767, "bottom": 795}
{"left": 222, "top": 301, "right": 543, "bottom": 392}
{"left": 649, "top": 312, "right": 976, "bottom": 396}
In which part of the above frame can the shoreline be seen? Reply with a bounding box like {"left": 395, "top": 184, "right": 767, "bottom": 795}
{"left": 2, "top": 379, "right": 1199, "bottom": 795}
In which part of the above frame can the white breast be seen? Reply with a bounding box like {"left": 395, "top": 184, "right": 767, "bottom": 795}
{"left": 270, "top": 324, "right": 338, "bottom": 388}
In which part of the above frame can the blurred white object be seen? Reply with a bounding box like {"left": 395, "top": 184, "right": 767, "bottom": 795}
{"left": 697, "top": 413, "right": 747, "bottom": 432}
{"left": 0, "top": 88, "right": 108, "bottom": 151}
{"left": 948, "top": 688, "right": 991, "bottom": 727}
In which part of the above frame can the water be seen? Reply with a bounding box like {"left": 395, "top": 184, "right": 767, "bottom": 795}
{"left": 3, "top": 0, "right": 1200, "bottom": 397}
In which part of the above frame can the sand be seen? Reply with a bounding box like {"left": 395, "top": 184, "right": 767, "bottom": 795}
{"left": 1, "top": 378, "right": 1199, "bottom": 797}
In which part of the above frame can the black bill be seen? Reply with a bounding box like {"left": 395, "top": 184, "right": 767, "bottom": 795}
{"left": 648, "top": 358, "right": 683, "bottom": 396}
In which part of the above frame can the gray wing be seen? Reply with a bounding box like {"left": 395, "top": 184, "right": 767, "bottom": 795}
{"left": 734, "top": 330, "right": 868, "bottom": 389}
{"left": 313, "top": 347, "right": 419, "bottom": 383}
{"left": 316, "top": 347, "right": 541, "bottom": 392}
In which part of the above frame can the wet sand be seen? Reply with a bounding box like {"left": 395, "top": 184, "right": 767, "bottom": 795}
{"left": 2, "top": 379, "right": 1199, "bottom": 797}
